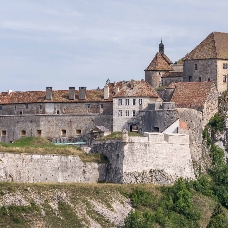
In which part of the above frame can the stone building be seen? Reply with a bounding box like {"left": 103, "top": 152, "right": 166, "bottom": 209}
{"left": 0, "top": 87, "right": 113, "bottom": 143}
{"left": 145, "top": 40, "right": 183, "bottom": 88}
{"left": 112, "top": 80, "right": 162, "bottom": 132}
{"left": 183, "top": 32, "right": 228, "bottom": 93}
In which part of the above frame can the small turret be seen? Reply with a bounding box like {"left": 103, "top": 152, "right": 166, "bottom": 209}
{"left": 159, "top": 39, "right": 164, "bottom": 54}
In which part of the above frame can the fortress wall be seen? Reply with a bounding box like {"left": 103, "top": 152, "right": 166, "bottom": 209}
{"left": 0, "top": 102, "right": 113, "bottom": 116}
{"left": 122, "top": 133, "right": 195, "bottom": 184}
{"left": 0, "top": 114, "right": 113, "bottom": 143}
{"left": 0, "top": 153, "right": 107, "bottom": 183}
{"left": 91, "top": 133, "right": 195, "bottom": 185}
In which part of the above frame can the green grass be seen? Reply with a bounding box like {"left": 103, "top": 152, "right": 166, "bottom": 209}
{"left": 0, "top": 137, "right": 108, "bottom": 163}
{"left": 96, "top": 131, "right": 142, "bottom": 141}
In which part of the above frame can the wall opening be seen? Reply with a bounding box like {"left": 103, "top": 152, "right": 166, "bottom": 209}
{"left": 2, "top": 130, "right": 6, "bottom": 136}
{"left": 76, "top": 129, "right": 81, "bottom": 136}
{"left": 57, "top": 110, "right": 60, "bottom": 114}
{"left": 61, "top": 129, "right": 66, "bottom": 137}
{"left": 130, "top": 125, "right": 138, "bottom": 132}
{"left": 21, "top": 130, "right": 26, "bottom": 137}
{"left": 36, "top": 130, "right": 42, "bottom": 136}
{"left": 153, "top": 127, "right": 159, "bottom": 132}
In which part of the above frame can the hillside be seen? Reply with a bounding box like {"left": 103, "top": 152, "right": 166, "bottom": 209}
{"left": 0, "top": 182, "right": 228, "bottom": 228}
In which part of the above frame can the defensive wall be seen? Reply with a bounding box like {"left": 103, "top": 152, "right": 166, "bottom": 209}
{"left": 91, "top": 131, "right": 195, "bottom": 184}
{"left": 0, "top": 114, "right": 113, "bottom": 144}
{"left": 0, "top": 153, "right": 107, "bottom": 183}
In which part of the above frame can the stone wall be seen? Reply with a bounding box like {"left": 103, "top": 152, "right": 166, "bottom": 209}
{"left": 0, "top": 102, "right": 113, "bottom": 116}
{"left": 113, "top": 97, "right": 158, "bottom": 132}
{"left": 145, "top": 71, "right": 167, "bottom": 88}
{"left": 0, "top": 153, "right": 107, "bottom": 183}
{"left": 0, "top": 114, "right": 113, "bottom": 143}
{"left": 161, "top": 76, "right": 183, "bottom": 87}
{"left": 183, "top": 59, "right": 217, "bottom": 84}
{"left": 177, "top": 108, "right": 203, "bottom": 162}
{"left": 91, "top": 132, "right": 195, "bottom": 184}
{"left": 142, "top": 102, "right": 178, "bottom": 133}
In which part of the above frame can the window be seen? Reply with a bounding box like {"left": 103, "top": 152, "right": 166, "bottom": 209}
{"left": 2, "top": 130, "right": 6, "bottom": 136}
{"left": 139, "top": 99, "right": 142, "bottom": 105}
{"left": 36, "top": 130, "right": 42, "bottom": 136}
{"left": 39, "top": 105, "right": 42, "bottom": 110}
{"left": 133, "top": 99, "right": 136, "bottom": 105}
{"left": 125, "top": 99, "right": 129, "bottom": 105}
{"left": 14, "top": 105, "right": 16, "bottom": 110}
{"left": 223, "top": 75, "right": 227, "bottom": 82}
{"left": 188, "top": 76, "right": 192, "bottom": 82}
{"left": 76, "top": 129, "right": 81, "bottom": 135}
{"left": 126, "top": 110, "right": 129, "bottom": 116}
{"left": 0, "top": 105, "right": 2, "bottom": 110}
{"left": 87, "top": 104, "right": 90, "bottom": 109}
{"left": 195, "top": 64, "right": 198, "bottom": 70}
{"left": 21, "top": 130, "right": 26, "bottom": 137}
{"left": 118, "top": 110, "right": 122, "bottom": 116}
{"left": 25, "top": 104, "right": 28, "bottom": 109}
{"left": 132, "top": 110, "right": 136, "bottom": 116}
{"left": 61, "top": 129, "right": 66, "bottom": 137}
{"left": 223, "top": 63, "right": 228, "bottom": 69}
{"left": 57, "top": 110, "right": 60, "bottom": 114}
{"left": 208, "top": 78, "right": 210, "bottom": 81}
{"left": 100, "top": 104, "right": 103, "bottom": 109}
{"left": 118, "top": 99, "right": 122, "bottom": 105}
{"left": 20, "top": 111, "right": 23, "bottom": 115}
{"left": 199, "top": 77, "right": 201, "bottom": 82}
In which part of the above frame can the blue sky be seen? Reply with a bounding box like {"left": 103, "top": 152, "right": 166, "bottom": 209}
{"left": 0, "top": 0, "right": 227, "bottom": 91}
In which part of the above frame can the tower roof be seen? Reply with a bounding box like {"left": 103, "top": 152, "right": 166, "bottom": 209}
{"left": 145, "top": 52, "right": 173, "bottom": 71}
{"left": 184, "top": 32, "right": 228, "bottom": 60}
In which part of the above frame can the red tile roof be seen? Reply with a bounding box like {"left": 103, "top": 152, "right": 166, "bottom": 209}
{"left": 184, "top": 32, "right": 228, "bottom": 60}
{"left": 0, "top": 89, "right": 108, "bottom": 104}
{"left": 145, "top": 52, "right": 173, "bottom": 71}
{"left": 171, "top": 82, "right": 215, "bottom": 109}
{"left": 114, "top": 80, "right": 159, "bottom": 98}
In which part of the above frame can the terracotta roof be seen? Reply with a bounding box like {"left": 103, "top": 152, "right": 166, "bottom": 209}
{"left": 184, "top": 32, "right": 228, "bottom": 60}
{"left": 0, "top": 89, "right": 109, "bottom": 104}
{"left": 114, "top": 80, "right": 159, "bottom": 98}
{"left": 145, "top": 52, "right": 173, "bottom": 71}
{"left": 162, "top": 72, "right": 183, "bottom": 78}
{"left": 171, "top": 82, "right": 215, "bottom": 109}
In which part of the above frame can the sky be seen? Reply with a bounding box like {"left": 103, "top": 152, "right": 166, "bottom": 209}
{"left": 0, "top": 0, "right": 227, "bottom": 92}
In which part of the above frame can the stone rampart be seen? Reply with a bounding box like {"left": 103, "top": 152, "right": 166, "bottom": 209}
{"left": 0, "top": 153, "right": 107, "bottom": 183}
{"left": 91, "top": 132, "right": 195, "bottom": 184}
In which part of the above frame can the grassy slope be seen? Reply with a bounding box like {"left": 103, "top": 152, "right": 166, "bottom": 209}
{"left": 0, "top": 137, "right": 107, "bottom": 163}
{"left": 0, "top": 182, "right": 227, "bottom": 228}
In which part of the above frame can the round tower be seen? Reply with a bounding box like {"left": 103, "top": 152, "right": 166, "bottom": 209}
{"left": 145, "top": 40, "right": 173, "bottom": 88}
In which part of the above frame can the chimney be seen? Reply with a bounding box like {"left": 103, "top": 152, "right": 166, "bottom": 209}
{"left": 46, "top": 87, "right": 52, "bottom": 100}
{"left": 104, "top": 85, "right": 109, "bottom": 100}
{"left": 79, "top": 87, "right": 86, "bottom": 100}
{"left": 69, "top": 87, "right": 75, "bottom": 100}
{"left": 8, "top": 90, "right": 13, "bottom": 95}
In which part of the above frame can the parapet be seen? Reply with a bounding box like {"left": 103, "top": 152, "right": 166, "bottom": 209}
{"left": 144, "top": 132, "right": 189, "bottom": 144}
{"left": 148, "top": 102, "right": 176, "bottom": 111}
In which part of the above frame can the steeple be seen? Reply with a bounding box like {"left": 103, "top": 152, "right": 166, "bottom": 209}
{"left": 159, "top": 39, "right": 164, "bottom": 54}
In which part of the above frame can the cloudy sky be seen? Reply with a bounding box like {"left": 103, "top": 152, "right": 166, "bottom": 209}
{"left": 0, "top": 0, "right": 227, "bottom": 91}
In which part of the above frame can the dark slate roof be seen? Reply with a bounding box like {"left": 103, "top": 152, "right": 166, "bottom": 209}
{"left": 145, "top": 52, "right": 173, "bottom": 71}
{"left": 162, "top": 72, "right": 183, "bottom": 78}
{"left": 184, "top": 32, "right": 228, "bottom": 60}
{"left": 171, "top": 82, "right": 215, "bottom": 109}
{"left": 114, "top": 80, "right": 159, "bottom": 98}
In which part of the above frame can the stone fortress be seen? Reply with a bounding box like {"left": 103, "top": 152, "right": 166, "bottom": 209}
{"left": 0, "top": 31, "right": 227, "bottom": 184}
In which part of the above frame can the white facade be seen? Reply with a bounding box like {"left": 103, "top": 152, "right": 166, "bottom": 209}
{"left": 113, "top": 96, "right": 158, "bottom": 132}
